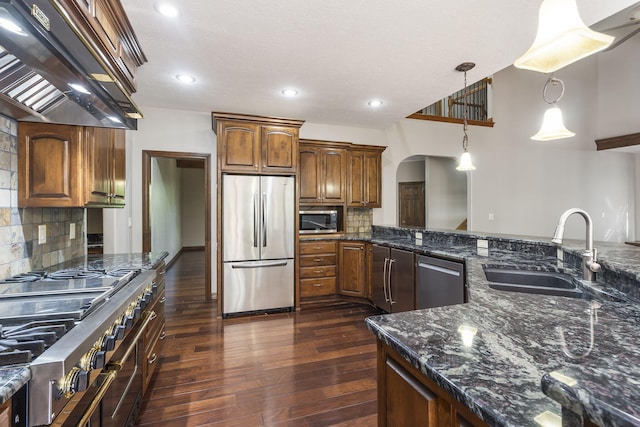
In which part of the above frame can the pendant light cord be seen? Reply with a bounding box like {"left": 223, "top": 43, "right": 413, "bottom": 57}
{"left": 462, "top": 69, "right": 469, "bottom": 152}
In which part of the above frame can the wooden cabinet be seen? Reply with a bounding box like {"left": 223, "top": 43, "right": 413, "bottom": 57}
{"left": 63, "top": 0, "right": 147, "bottom": 95}
{"left": 338, "top": 241, "right": 367, "bottom": 297}
{"left": 142, "top": 262, "right": 166, "bottom": 395}
{"left": 213, "top": 113, "right": 304, "bottom": 174}
{"left": 18, "top": 123, "right": 82, "bottom": 207}
{"left": 84, "top": 126, "right": 126, "bottom": 206}
{"left": 378, "top": 342, "right": 488, "bottom": 427}
{"left": 18, "top": 122, "right": 126, "bottom": 208}
{"left": 347, "top": 147, "right": 384, "bottom": 208}
{"left": 299, "top": 140, "right": 347, "bottom": 204}
{"left": 300, "top": 241, "right": 337, "bottom": 297}
{"left": 372, "top": 245, "right": 414, "bottom": 313}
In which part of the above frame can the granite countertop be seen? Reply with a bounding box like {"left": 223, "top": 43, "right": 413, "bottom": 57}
{"left": 47, "top": 251, "right": 169, "bottom": 272}
{"left": 0, "top": 366, "right": 30, "bottom": 405}
{"left": 362, "top": 226, "right": 640, "bottom": 426}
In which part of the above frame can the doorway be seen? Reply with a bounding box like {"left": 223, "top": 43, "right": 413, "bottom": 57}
{"left": 142, "top": 150, "right": 212, "bottom": 302}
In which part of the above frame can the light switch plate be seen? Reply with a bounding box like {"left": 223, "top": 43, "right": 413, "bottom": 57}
{"left": 38, "top": 224, "right": 46, "bottom": 244}
{"left": 477, "top": 239, "right": 489, "bottom": 249}
{"left": 69, "top": 223, "right": 76, "bottom": 240}
{"left": 415, "top": 232, "right": 422, "bottom": 239}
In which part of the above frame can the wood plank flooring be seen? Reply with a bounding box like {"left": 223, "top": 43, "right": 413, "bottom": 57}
{"left": 136, "top": 251, "right": 382, "bottom": 427}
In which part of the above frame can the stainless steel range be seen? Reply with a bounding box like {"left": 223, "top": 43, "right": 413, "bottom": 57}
{"left": 0, "top": 266, "right": 163, "bottom": 426}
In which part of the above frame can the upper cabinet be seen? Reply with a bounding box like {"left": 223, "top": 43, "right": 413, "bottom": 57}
{"left": 18, "top": 122, "right": 126, "bottom": 208}
{"left": 347, "top": 147, "right": 385, "bottom": 208}
{"left": 213, "top": 113, "right": 304, "bottom": 175}
{"left": 63, "top": 0, "right": 147, "bottom": 95}
{"left": 299, "top": 141, "right": 347, "bottom": 205}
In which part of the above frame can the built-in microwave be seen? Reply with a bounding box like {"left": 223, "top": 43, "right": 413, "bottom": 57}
{"left": 299, "top": 210, "right": 338, "bottom": 234}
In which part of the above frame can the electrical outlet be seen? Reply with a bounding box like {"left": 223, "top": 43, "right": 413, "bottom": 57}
{"left": 415, "top": 232, "right": 422, "bottom": 239}
{"left": 488, "top": 213, "right": 495, "bottom": 221}
{"left": 70, "top": 223, "right": 76, "bottom": 240}
{"left": 477, "top": 239, "right": 489, "bottom": 249}
{"left": 38, "top": 224, "right": 46, "bottom": 244}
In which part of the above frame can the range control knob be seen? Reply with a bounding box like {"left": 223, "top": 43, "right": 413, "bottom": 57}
{"left": 62, "top": 367, "right": 89, "bottom": 398}
{"left": 101, "top": 333, "right": 116, "bottom": 352}
{"left": 80, "top": 347, "right": 106, "bottom": 370}
{"left": 114, "top": 324, "right": 126, "bottom": 340}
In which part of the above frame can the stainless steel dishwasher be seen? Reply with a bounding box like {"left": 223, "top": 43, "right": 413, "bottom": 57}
{"left": 416, "top": 255, "right": 465, "bottom": 309}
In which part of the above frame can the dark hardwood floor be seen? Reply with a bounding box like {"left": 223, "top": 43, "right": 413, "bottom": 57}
{"left": 136, "top": 251, "right": 382, "bottom": 426}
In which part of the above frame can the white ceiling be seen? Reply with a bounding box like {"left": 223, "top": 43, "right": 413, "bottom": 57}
{"left": 120, "top": 0, "right": 639, "bottom": 129}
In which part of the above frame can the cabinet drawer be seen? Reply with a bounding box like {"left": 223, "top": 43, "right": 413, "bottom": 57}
{"left": 300, "top": 241, "right": 336, "bottom": 255}
{"left": 301, "top": 277, "right": 336, "bottom": 297}
{"left": 300, "top": 254, "right": 336, "bottom": 267}
{"left": 300, "top": 265, "right": 336, "bottom": 279}
{"left": 143, "top": 322, "right": 165, "bottom": 394}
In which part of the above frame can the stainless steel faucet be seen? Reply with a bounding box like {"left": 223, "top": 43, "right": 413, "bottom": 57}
{"left": 551, "top": 208, "right": 601, "bottom": 282}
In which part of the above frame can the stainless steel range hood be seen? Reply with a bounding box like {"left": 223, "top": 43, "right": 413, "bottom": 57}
{"left": 0, "top": 0, "right": 143, "bottom": 129}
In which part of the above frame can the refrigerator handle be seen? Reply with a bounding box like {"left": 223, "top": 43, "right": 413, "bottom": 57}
{"left": 253, "top": 193, "right": 259, "bottom": 248}
{"left": 388, "top": 258, "right": 395, "bottom": 305}
{"left": 262, "top": 192, "right": 267, "bottom": 247}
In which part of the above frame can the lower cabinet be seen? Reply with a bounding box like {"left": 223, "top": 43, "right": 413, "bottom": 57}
{"left": 338, "top": 241, "right": 367, "bottom": 297}
{"left": 378, "top": 342, "right": 487, "bottom": 427}
{"left": 372, "top": 245, "right": 414, "bottom": 313}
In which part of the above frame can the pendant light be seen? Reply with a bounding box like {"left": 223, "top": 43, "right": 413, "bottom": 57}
{"left": 455, "top": 62, "right": 476, "bottom": 171}
{"left": 531, "top": 75, "right": 575, "bottom": 141}
{"left": 514, "top": 0, "right": 614, "bottom": 73}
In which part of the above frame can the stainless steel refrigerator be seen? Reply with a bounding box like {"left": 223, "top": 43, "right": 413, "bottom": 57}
{"left": 222, "top": 175, "right": 295, "bottom": 316}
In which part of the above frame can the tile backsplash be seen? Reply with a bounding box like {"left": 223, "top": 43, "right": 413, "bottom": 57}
{"left": 346, "top": 208, "right": 373, "bottom": 233}
{"left": 0, "top": 115, "right": 86, "bottom": 280}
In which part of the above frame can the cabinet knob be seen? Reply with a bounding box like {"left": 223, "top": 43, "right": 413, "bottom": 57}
{"left": 148, "top": 353, "right": 158, "bottom": 364}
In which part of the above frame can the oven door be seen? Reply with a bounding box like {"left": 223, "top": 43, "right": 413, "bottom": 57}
{"left": 101, "top": 341, "right": 142, "bottom": 427}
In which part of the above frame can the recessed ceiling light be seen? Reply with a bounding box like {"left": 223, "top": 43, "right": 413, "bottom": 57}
{"left": 281, "top": 88, "right": 298, "bottom": 97}
{"left": 156, "top": 3, "right": 178, "bottom": 17}
{"left": 368, "top": 99, "right": 383, "bottom": 107}
{"left": 68, "top": 83, "right": 91, "bottom": 94}
{"left": 176, "top": 74, "right": 196, "bottom": 84}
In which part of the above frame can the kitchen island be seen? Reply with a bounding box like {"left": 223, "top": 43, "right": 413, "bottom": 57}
{"left": 364, "top": 226, "right": 640, "bottom": 426}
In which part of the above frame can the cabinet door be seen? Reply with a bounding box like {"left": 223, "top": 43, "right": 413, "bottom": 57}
{"left": 18, "top": 123, "right": 83, "bottom": 207}
{"left": 261, "top": 126, "right": 298, "bottom": 173}
{"left": 390, "top": 248, "right": 414, "bottom": 313}
{"left": 385, "top": 357, "right": 437, "bottom": 427}
{"left": 111, "top": 129, "right": 126, "bottom": 205}
{"left": 219, "top": 122, "right": 260, "bottom": 172}
{"left": 84, "top": 127, "right": 112, "bottom": 206}
{"left": 372, "top": 245, "right": 391, "bottom": 312}
{"left": 299, "top": 145, "right": 322, "bottom": 204}
{"left": 321, "top": 148, "right": 346, "bottom": 203}
{"left": 338, "top": 242, "right": 366, "bottom": 297}
{"left": 364, "top": 150, "right": 382, "bottom": 207}
{"left": 347, "top": 150, "right": 365, "bottom": 206}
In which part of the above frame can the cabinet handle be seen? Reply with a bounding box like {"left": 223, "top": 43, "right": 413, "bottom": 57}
{"left": 383, "top": 258, "right": 389, "bottom": 302}
{"left": 148, "top": 353, "right": 158, "bottom": 364}
{"left": 313, "top": 283, "right": 323, "bottom": 287}
{"left": 160, "top": 330, "right": 166, "bottom": 340}
{"left": 148, "top": 311, "right": 158, "bottom": 321}
{"left": 314, "top": 258, "right": 322, "bottom": 262}
{"left": 314, "top": 270, "right": 322, "bottom": 273}
{"left": 388, "top": 259, "right": 395, "bottom": 305}
{"left": 160, "top": 296, "right": 166, "bottom": 304}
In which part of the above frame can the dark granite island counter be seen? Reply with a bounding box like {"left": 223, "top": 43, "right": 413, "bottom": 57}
{"left": 48, "top": 251, "right": 169, "bottom": 272}
{"left": 364, "top": 226, "right": 640, "bottom": 427}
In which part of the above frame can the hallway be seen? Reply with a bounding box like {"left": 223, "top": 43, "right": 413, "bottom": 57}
{"left": 137, "top": 250, "right": 382, "bottom": 426}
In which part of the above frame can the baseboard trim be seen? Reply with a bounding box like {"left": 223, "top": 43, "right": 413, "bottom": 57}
{"left": 166, "top": 248, "right": 184, "bottom": 270}
{"left": 183, "top": 246, "right": 205, "bottom": 252}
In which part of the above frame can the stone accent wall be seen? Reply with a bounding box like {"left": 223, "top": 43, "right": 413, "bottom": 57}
{"left": 0, "top": 115, "right": 85, "bottom": 280}
{"left": 346, "top": 208, "right": 373, "bottom": 233}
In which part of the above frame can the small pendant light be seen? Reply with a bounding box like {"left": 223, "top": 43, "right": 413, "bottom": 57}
{"left": 456, "top": 62, "right": 476, "bottom": 171}
{"left": 514, "top": 0, "right": 614, "bottom": 73}
{"left": 531, "top": 75, "right": 575, "bottom": 141}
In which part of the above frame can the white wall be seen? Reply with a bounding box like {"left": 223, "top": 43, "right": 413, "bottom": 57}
{"left": 151, "top": 158, "right": 182, "bottom": 261}
{"left": 181, "top": 167, "right": 205, "bottom": 247}
{"left": 426, "top": 156, "right": 467, "bottom": 230}
{"left": 108, "top": 107, "right": 216, "bottom": 293}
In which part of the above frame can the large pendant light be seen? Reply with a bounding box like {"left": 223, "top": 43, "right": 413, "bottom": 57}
{"left": 456, "top": 62, "right": 476, "bottom": 171}
{"left": 514, "top": 0, "right": 614, "bottom": 73}
{"left": 531, "top": 75, "right": 575, "bottom": 141}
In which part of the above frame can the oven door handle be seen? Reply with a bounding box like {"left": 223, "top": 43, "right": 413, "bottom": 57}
{"left": 77, "top": 309, "right": 156, "bottom": 426}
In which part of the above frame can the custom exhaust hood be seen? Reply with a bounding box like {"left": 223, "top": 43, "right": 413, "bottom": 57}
{"left": 0, "top": 0, "right": 143, "bottom": 129}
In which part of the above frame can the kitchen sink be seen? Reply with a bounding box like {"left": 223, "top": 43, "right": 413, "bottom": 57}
{"left": 483, "top": 267, "right": 584, "bottom": 298}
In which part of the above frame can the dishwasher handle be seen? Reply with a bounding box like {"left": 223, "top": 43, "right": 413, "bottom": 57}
{"left": 418, "top": 262, "right": 461, "bottom": 277}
